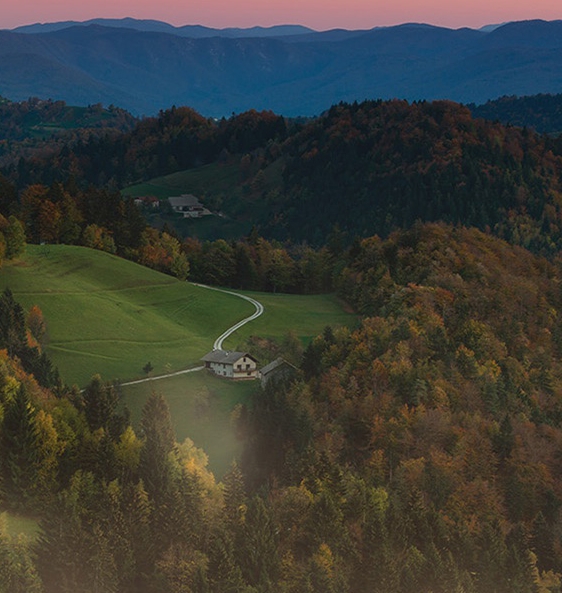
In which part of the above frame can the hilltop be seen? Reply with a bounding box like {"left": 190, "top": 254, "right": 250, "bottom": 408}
{"left": 470, "top": 93, "right": 562, "bottom": 135}
{"left": 9, "top": 99, "right": 562, "bottom": 253}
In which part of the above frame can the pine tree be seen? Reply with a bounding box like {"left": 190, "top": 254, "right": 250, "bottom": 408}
{"left": 3, "top": 216, "right": 26, "bottom": 260}
{"left": 139, "top": 391, "right": 175, "bottom": 501}
{"left": 238, "top": 496, "right": 279, "bottom": 591}
{"left": 1, "top": 385, "right": 38, "bottom": 507}
{"left": 82, "top": 375, "right": 119, "bottom": 432}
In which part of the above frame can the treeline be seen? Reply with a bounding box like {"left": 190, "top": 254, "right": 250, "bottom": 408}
{"left": 4, "top": 224, "right": 562, "bottom": 590}
{"left": 183, "top": 232, "right": 336, "bottom": 293}
{"left": 3, "top": 106, "right": 288, "bottom": 189}
{"left": 0, "top": 173, "right": 340, "bottom": 291}
{"left": 7, "top": 99, "right": 562, "bottom": 257}
{"left": 0, "top": 97, "right": 136, "bottom": 143}
{"left": 0, "top": 177, "right": 194, "bottom": 281}
{"left": 0, "top": 288, "right": 60, "bottom": 390}
{"left": 469, "top": 93, "right": 562, "bottom": 135}
{"left": 0, "top": 98, "right": 137, "bottom": 175}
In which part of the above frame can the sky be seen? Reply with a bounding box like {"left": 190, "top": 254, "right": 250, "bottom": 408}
{"left": 1, "top": 0, "right": 561, "bottom": 31}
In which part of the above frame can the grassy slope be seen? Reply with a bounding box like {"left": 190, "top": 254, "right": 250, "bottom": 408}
{"left": 123, "top": 163, "right": 252, "bottom": 240}
{"left": 0, "top": 245, "right": 253, "bottom": 386}
{"left": 0, "top": 244, "right": 356, "bottom": 476}
{"left": 121, "top": 159, "right": 284, "bottom": 241}
{"left": 225, "top": 290, "right": 357, "bottom": 350}
{"left": 2, "top": 512, "right": 40, "bottom": 539}
{"left": 122, "top": 162, "right": 241, "bottom": 200}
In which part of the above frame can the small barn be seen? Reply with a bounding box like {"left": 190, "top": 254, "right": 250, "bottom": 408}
{"left": 201, "top": 350, "right": 259, "bottom": 380}
{"left": 259, "top": 357, "right": 298, "bottom": 387}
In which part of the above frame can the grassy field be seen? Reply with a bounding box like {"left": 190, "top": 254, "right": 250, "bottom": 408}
{"left": 0, "top": 244, "right": 357, "bottom": 476}
{"left": 0, "top": 245, "right": 356, "bottom": 387}
{"left": 2, "top": 512, "right": 40, "bottom": 539}
{"left": 121, "top": 159, "right": 284, "bottom": 241}
{"left": 122, "top": 162, "right": 241, "bottom": 200}
{"left": 123, "top": 162, "right": 252, "bottom": 241}
{"left": 224, "top": 291, "right": 357, "bottom": 350}
{"left": 0, "top": 245, "right": 254, "bottom": 386}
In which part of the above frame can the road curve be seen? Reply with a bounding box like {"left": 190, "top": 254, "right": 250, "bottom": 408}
{"left": 117, "top": 284, "right": 264, "bottom": 388}
{"left": 192, "top": 283, "right": 265, "bottom": 351}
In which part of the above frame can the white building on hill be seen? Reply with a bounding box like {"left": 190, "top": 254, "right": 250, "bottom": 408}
{"left": 201, "top": 350, "right": 259, "bottom": 380}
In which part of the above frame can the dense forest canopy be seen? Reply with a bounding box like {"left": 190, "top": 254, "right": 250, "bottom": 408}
{"left": 4, "top": 98, "right": 562, "bottom": 254}
{"left": 2, "top": 225, "right": 562, "bottom": 591}
{"left": 3, "top": 95, "right": 562, "bottom": 590}
{"left": 0, "top": 98, "right": 137, "bottom": 172}
{"left": 469, "top": 93, "right": 562, "bottom": 136}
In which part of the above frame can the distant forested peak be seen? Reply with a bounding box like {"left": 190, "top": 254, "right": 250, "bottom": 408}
{"left": 6, "top": 98, "right": 562, "bottom": 255}
{"left": 469, "top": 93, "right": 562, "bottom": 135}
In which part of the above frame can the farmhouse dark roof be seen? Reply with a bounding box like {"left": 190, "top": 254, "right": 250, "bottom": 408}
{"left": 201, "top": 350, "right": 257, "bottom": 364}
{"left": 260, "top": 357, "right": 296, "bottom": 376}
{"left": 168, "top": 194, "right": 201, "bottom": 208}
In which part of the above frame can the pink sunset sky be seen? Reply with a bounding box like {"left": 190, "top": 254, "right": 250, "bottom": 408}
{"left": 1, "top": 0, "right": 561, "bottom": 31}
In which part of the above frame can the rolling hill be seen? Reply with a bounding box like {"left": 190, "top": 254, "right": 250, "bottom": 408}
{"left": 470, "top": 92, "right": 562, "bottom": 135}
{"left": 0, "top": 244, "right": 355, "bottom": 386}
{"left": 1, "top": 20, "right": 562, "bottom": 116}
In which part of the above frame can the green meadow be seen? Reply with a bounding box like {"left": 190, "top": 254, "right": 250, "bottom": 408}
{"left": 224, "top": 291, "right": 356, "bottom": 350}
{"left": 0, "top": 245, "right": 253, "bottom": 387}
{"left": 0, "top": 244, "right": 356, "bottom": 475}
{"left": 120, "top": 371, "right": 256, "bottom": 478}
{"left": 122, "top": 162, "right": 241, "bottom": 200}
{"left": 2, "top": 512, "right": 40, "bottom": 540}
{"left": 122, "top": 159, "right": 284, "bottom": 241}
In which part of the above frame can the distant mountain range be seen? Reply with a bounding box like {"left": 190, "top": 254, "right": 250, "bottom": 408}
{"left": 1, "top": 18, "right": 562, "bottom": 116}
{"left": 10, "top": 18, "right": 315, "bottom": 38}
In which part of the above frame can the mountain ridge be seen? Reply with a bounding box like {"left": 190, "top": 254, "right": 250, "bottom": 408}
{"left": 0, "top": 20, "right": 561, "bottom": 116}
{"left": 10, "top": 18, "right": 315, "bottom": 38}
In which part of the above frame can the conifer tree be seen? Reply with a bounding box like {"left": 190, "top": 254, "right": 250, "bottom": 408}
{"left": 139, "top": 391, "right": 175, "bottom": 501}
{"left": 0, "top": 384, "right": 38, "bottom": 507}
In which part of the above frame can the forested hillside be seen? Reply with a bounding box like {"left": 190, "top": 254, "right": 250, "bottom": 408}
{"left": 6, "top": 99, "right": 562, "bottom": 254}
{"left": 3, "top": 106, "right": 288, "bottom": 188}
{"left": 271, "top": 100, "right": 562, "bottom": 249}
{"left": 2, "top": 224, "right": 562, "bottom": 591}
{"left": 3, "top": 94, "right": 562, "bottom": 590}
{"left": 0, "top": 97, "right": 136, "bottom": 170}
{"left": 470, "top": 93, "right": 562, "bottom": 135}
{"left": 241, "top": 223, "right": 562, "bottom": 592}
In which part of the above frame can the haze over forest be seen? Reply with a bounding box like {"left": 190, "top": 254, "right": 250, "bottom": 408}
{"left": 2, "top": 7, "right": 562, "bottom": 593}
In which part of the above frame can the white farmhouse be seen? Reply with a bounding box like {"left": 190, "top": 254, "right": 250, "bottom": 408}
{"left": 201, "top": 350, "right": 259, "bottom": 380}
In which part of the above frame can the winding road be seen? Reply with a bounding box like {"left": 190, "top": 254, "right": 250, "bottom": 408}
{"left": 119, "top": 284, "right": 264, "bottom": 387}
{"left": 196, "top": 284, "right": 265, "bottom": 351}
